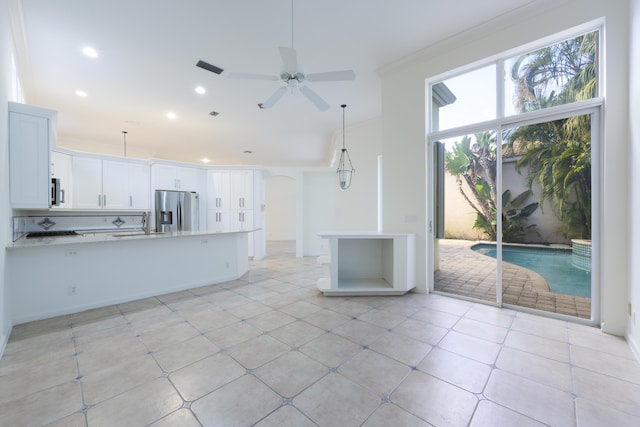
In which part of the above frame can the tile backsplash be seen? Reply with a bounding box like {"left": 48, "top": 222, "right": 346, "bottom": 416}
{"left": 12, "top": 213, "right": 148, "bottom": 242}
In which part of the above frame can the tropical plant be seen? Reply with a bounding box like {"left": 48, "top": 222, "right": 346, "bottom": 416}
{"left": 444, "top": 133, "right": 496, "bottom": 236}
{"left": 444, "top": 132, "right": 539, "bottom": 242}
{"left": 507, "top": 31, "right": 596, "bottom": 239}
{"left": 501, "top": 189, "right": 539, "bottom": 242}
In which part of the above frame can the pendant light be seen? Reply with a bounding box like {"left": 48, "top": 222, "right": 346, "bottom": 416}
{"left": 337, "top": 104, "right": 355, "bottom": 189}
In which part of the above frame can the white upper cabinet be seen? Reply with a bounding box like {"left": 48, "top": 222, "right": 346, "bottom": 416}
{"left": 71, "top": 156, "right": 103, "bottom": 209}
{"left": 152, "top": 164, "right": 199, "bottom": 192}
{"left": 128, "top": 163, "right": 151, "bottom": 209}
{"left": 8, "top": 102, "right": 56, "bottom": 209}
{"left": 230, "top": 170, "right": 254, "bottom": 210}
{"left": 72, "top": 156, "right": 150, "bottom": 210}
{"left": 205, "top": 169, "right": 257, "bottom": 232}
{"left": 206, "top": 170, "right": 230, "bottom": 210}
{"left": 101, "top": 160, "right": 131, "bottom": 209}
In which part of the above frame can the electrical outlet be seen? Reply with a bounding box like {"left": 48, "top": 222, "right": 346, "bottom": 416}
{"left": 201, "top": 239, "right": 208, "bottom": 244}
{"left": 66, "top": 250, "right": 78, "bottom": 256}
{"left": 68, "top": 285, "right": 78, "bottom": 296}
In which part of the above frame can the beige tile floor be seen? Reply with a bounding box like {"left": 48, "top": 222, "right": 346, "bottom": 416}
{"left": 1, "top": 241, "right": 639, "bottom": 426}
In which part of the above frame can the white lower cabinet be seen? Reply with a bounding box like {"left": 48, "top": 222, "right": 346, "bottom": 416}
{"left": 230, "top": 209, "right": 254, "bottom": 231}
{"left": 207, "top": 210, "right": 230, "bottom": 233}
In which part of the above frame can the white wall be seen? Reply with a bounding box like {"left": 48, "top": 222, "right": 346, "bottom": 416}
{"left": 379, "top": 0, "right": 630, "bottom": 335}
{"left": 303, "top": 172, "right": 336, "bottom": 255}
{"left": 265, "top": 176, "right": 296, "bottom": 240}
{"left": 264, "top": 119, "right": 382, "bottom": 256}
{"left": 334, "top": 119, "right": 381, "bottom": 232}
{"left": 628, "top": 0, "right": 640, "bottom": 357}
{"left": 1, "top": 0, "right": 14, "bottom": 354}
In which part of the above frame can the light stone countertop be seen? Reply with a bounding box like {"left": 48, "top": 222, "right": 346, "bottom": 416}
{"left": 7, "top": 228, "right": 258, "bottom": 249}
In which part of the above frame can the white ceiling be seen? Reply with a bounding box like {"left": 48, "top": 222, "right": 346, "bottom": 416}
{"left": 17, "top": 0, "right": 545, "bottom": 166}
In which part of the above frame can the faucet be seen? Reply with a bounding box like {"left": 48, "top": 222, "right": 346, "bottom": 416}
{"left": 142, "top": 212, "right": 151, "bottom": 234}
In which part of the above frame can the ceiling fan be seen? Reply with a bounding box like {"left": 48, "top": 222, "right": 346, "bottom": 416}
{"left": 228, "top": 1, "right": 355, "bottom": 111}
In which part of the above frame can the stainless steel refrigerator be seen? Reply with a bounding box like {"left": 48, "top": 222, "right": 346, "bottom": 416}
{"left": 155, "top": 190, "right": 199, "bottom": 232}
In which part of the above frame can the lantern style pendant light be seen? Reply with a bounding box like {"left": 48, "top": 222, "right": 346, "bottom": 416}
{"left": 337, "top": 104, "right": 355, "bottom": 189}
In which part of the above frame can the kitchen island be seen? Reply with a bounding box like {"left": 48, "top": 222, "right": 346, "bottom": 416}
{"left": 6, "top": 229, "right": 253, "bottom": 324}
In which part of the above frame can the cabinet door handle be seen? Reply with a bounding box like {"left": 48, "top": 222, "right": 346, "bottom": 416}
{"left": 103, "top": 195, "right": 107, "bottom": 207}
{"left": 98, "top": 194, "right": 102, "bottom": 207}
{"left": 130, "top": 195, "right": 133, "bottom": 207}
{"left": 60, "top": 189, "right": 65, "bottom": 204}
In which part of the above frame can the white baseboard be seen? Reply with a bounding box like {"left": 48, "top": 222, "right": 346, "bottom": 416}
{"left": 0, "top": 321, "right": 12, "bottom": 361}
{"left": 627, "top": 332, "right": 640, "bottom": 362}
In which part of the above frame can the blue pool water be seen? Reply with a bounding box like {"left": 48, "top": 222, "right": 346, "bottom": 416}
{"left": 472, "top": 243, "right": 591, "bottom": 297}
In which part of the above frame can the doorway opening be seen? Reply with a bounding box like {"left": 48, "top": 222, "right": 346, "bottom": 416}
{"left": 264, "top": 175, "right": 296, "bottom": 257}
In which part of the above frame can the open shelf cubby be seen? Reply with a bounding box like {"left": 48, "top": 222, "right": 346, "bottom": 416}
{"left": 317, "top": 232, "right": 415, "bottom": 296}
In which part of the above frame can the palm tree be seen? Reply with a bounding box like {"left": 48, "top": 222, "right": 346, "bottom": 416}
{"left": 508, "top": 31, "right": 596, "bottom": 239}
{"left": 445, "top": 132, "right": 539, "bottom": 242}
{"left": 444, "top": 133, "right": 496, "bottom": 237}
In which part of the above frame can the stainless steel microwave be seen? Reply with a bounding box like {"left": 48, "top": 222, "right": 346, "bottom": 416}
{"left": 51, "top": 178, "right": 64, "bottom": 206}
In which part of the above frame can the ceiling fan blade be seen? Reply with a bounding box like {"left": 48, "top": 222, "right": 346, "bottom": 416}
{"left": 259, "top": 86, "right": 288, "bottom": 109}
{"left": 279, "top": 47, "right": 298, "bottom": 73}
{"left": 300, "top": 85, "right": 330, "bottom": 111}
{"left": 228, "top": 72, "right": 280, "bottom": 81}
{"left": 306, "top": 70, "right": 356, "bottom": 82}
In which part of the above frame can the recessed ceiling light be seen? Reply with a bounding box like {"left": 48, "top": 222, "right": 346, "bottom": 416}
{"left": 75, "top": 90, "right": 88, "bottom": 97}
{"left": 82, "top": 47, "right": 98, "bottom": 58}
{"left": 195, "top": 86, "right": 206, "bottom": 94}
{"left": 201, "top": 158, "right": 211, "bottom": 163}
{"left": 166, "top": 112, "right": 177, "bottom": 120}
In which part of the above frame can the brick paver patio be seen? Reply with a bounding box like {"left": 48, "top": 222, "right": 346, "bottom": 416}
{"left": 434, "top": 239, "right": 591, "bottom": 319}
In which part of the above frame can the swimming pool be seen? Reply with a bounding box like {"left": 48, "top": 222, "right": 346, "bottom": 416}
{"left": 472, "top": 243, "right": 591, "bottom": 297}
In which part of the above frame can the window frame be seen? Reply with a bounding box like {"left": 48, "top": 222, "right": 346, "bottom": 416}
{"left": 425, "top": 22, "right": 604, "bottom": 325}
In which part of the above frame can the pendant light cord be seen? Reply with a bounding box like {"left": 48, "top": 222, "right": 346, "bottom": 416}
{"left": 291, "top": 0, "right": 294, "bottom": 49}
{"left": 122, "top": 130, "right": 128, "bottom": 157}
{"left": 341, "top": 104, "right": 346, "bottom": 150}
